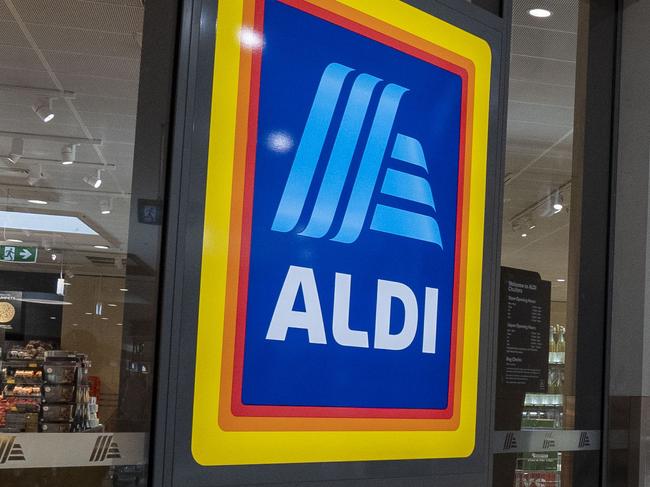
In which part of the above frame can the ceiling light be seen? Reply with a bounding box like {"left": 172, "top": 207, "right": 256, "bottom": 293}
{"left": 93, "top": 245, "right": 109, "bottom": 249}
{"left": 84, "top": 312, "right": 92, "bottom": 315}
{"left": 32, "top": 98, "right": 55, "bottom": 123}
{"left": 556, "top": 278, "right": 566, "bottom": 282}
{"left": 6, "top": 238, "right": 22, "bottom": 243}
{"left": 552, "top": 192, "right": 564, "bottom": 213}
{"left": 51, "top": 253, "right": 57, "bottom": 261}
{"left": 0, "top": 210, "right": 98, "bottom": 235}
{"left": 27, "top": 199, "right": 47, "bottom": 205}
{"left": 119, "top": 288, "right": 128, "bottom": 292}
{"left": 528, "top": 8, "right": 552, "bottom": 18}
{"left": 115, "top": 323, "right": 123, "bottom": 326}
{"left": 107, "top": 303, "right": 117, "bottom": 307}
{"left": 6, "top": 138, "right": 24, "bottom": 164}
{"left": 27, "top": 164, "right": 46, "bottom": 186}
{"left": 101, "top": 317, "right": 108, "bottom": 321}
{"left": 61, "top": 144, "right": 76, "bottom": 165}
{"left": 521, "top": 233, "right": 528, "bottom": 238}
{"left": 83, "top": 169, "right": 103, "bottom": 189}
{"left": 100, "top": 199, "right": 112, "bottom": 215}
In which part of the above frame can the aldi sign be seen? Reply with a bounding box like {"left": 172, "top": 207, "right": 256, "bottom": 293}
{"left": 193, "top": 0, "right": 492, "bottom": 465}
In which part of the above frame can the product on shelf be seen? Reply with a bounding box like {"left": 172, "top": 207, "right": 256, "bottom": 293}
{"left": 0, "top": 348, "right": 100, "bottom": 433}
{"left": 7, "top": 341, "right": 54, "bottom": 360}
{"left": 4, "top": 385, "right": 41, "bottom": 397}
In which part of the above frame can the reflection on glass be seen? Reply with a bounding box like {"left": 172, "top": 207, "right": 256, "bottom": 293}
{"left": 494, "top": 0, "right": 596, "bottom": 485}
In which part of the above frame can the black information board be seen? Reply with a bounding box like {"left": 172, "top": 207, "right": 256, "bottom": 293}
{"left": 497, "top": 267, "right": 551, "bottom": 394}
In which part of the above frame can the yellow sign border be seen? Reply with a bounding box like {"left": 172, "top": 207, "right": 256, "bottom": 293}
{"left": 192, "top": 0, "right": 491, "bottom": 466}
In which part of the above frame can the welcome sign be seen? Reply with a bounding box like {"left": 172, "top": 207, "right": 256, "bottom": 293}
{"left": 193, "top": 0, "right": 491, "bottom": 465}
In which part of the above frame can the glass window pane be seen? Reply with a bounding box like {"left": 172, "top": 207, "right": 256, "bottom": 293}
{"left": 494, "top": 0, "right": 607, "bottom": 485}
{"left": 0, "top": 0, "right": 171, "bottom": 484}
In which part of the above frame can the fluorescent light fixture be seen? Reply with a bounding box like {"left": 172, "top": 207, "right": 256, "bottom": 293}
{"left": 0, "top": 210, "right": 98, "bottom": 235}
{"left": 56, "top": 277, "right": 65, "bottom": 296}
{"left": 61, "top": 144, "right": 76, "bottom": 165}
{"left": 32, "top": 98, "right": 55, "bottom": 123}
{"left": 101, "top": 317, "right": 108, "bottom": 321}
{"left": 528, "top": 8, "right": 552, "bottom": 18}
{"left": 115, "top": 323, "right": 123, "bottom": 326}
{"left": 6, "top": 239, "right": 22, "bottom": 243}
{"left": 18, "top": 298, "right": 72, "bottom": 305}
{"left": 556, "top": 278, "right": 566, "bottom": 282}
{"left": 107, "top": 303, "right": 117, "bottom": 307}
{"left": 521, "top": 233, "right": 528, "bottom": 238}
{"left": 28, "top": 199, "right": 47, "bottom": 205}
{"left": 93, "top": 245, "right": 109, "bottom": 249}
{"left": 119, "top": 288, "right": 128, "bottom": 292}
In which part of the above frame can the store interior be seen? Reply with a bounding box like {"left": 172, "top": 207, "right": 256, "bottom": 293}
{"left": 498, "top": 0, "right": 581, "bottom": 485}
{"left": 0, "top": 0, "right": 144, "bottom": 436}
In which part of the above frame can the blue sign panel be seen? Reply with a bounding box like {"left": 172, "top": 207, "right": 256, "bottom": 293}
{"left": 240, "top": 0, "right": 463, "bottom": 410}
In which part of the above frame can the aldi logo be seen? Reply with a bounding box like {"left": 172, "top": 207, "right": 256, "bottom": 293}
{"left": 89, "top": 435, "right": 121, "bottom": 462}
{"left": 0, "top": 436, "right": 25, "bottom": 464}
{"left": 193, "top": 0, "right": 492, "bottom": 466}
{"left": 272, "top": 63, "right": 443, "bottom": 247}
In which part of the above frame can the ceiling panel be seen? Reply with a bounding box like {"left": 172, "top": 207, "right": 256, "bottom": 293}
{"left": 510, "top": 54, "right": 576, "bottom": 87}
{"left": 28, "top": 24, "right": 141, "bottom": 59}
{"left": 508, "top": 79, "right": 575, "bottom": 107}
{"left": 508, "top": 100, "right": 574, "bottom": 128}
{"left": 0, "top": 0, "right": 143, "bottom": 275}
{"left": 511, "top": 25, "right": 577, "bottom": 62}
{"left": 10, "top": 0, "right": 143, "bottom": 34}
{"left": 502, "top": 0, "right": 581, "bottom": 306}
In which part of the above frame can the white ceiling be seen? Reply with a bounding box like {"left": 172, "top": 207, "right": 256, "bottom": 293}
{"left": 501, "top": 0, "right": 579, "bottom": 301}
{"left": 0, "top": 0, "right": 143, "bottom": 276}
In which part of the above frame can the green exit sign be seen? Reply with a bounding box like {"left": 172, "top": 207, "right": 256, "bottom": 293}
{"left": 0, "top": 245, "right": 38, "bottom": 263}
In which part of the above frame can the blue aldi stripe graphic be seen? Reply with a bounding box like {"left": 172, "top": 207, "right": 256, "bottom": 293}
{"left": 272, "top": 63, "right": 442, "bottom": 247}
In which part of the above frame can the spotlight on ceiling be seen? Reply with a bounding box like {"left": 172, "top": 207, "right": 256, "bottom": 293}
{"left": 552, "top": 192, "right": 564, "bottom": 213}
{"left": 83, "top": 169, "right": 103, "bottom": 189}
{"left": 61, "top": 144, "right": 76, "bottom": 165}
{"left": 528, "top": 8, "right": 552, "bottom": 18}
{"left": 26, "top": 165, "right": 45, "bottom": 186}
{"left": 32, "top": 98, "right": 55, "bottom": 123}
{"left": 6, "top": 138, "right": 24, "bottom": 164}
